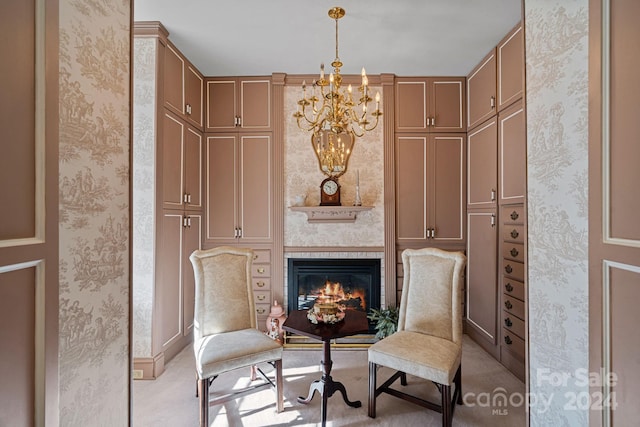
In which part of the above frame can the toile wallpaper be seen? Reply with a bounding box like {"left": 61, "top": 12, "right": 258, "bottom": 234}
{"left": 132, "top": 37, "right": 157, "bottom": 358}
{"left": 283, "top": 86, "right": 385, "bottom": 247}
{"left": 525, "top": 1, "right": 589, "bottom": 425}
{"left": 58, "top": 0, "right": 131, "bottom": 424}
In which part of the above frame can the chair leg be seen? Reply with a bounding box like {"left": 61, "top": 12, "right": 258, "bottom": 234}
{"left": 368, "top": 362, "right": 377, "bottom": 418}
{"left": 455, "top": 364, "right": 463, "bottom": 405}
{"left": 275, "top": 359, "right": 284, "bottom": 413}
{"left": 442, "top": 384, "right": 452, "bottom": 427}
{"left": 198, "top": 378, "right": 209, "bottom": 427}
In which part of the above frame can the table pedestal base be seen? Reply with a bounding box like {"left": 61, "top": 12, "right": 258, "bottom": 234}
{"left": 297, "top": 340, "right": 361, "bottom": 426}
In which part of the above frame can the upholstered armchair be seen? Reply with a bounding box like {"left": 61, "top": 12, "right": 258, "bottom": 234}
{"left": 368, "top": 247, "right": 466, "bottom": 427}
{"left": 189, "top": 246, "right": 283, "bottom": 427}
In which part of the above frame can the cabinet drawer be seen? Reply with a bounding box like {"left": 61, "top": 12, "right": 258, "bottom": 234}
{"left": 502, "top": 242, "right": 524, "bottom": 262}
{"left": 502, "top": 310, "right": 526, "bottom": 339}
{"left": 503, "top": 259, "right": 524, "bottom": 281}
{"left": 252, "top": 249, "right": 270, "bottom": 264}
{"left": 503, "top": 294, "right": 525, "bottom": 320}
{"left": 501, "top": 205, "right": 524, "bottom": 225}
{"left": 502, "top": 224, "right": 525, "bottom": 243}
{"left": 255, "top": 303, "right": 270, "bottom": 318}
{"left": 254, "top": 290, "right": 270, "bottom": 304}
{"left": 252, "top": 278, "right": 271, "bottom": 291}
{"left": 503, "top": 277, "right": 524, "bottom": 301}
{"left": 502, "top": 328, "right": 525, "bottom": 360}
{"left": 252, "top": 264, "right": 271, "bottom": 277}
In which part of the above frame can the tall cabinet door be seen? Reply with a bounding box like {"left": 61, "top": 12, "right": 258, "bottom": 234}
{"left": 183, "top": 126, "right": 202, "bottom": 210}
{"left": 467, "top": 117, "right": 498, "bottom": 209}
{"left": 239, "top": 135, "right": 272, "bottom": 241}
{"left": 431, "top": 135, "right": 465, "bottom": 242}
{"left": 499, "top": 102, "right": 525, "bottom": 204}
{"left": 182, "top": 214, "right": 201, "bottom": 336}
{"left": 466, "top": 211, "right": 498, "bottom": 344}
{"left": 205, "top": 135, "right": 237, "bottom": 242}
{"left": 396, "top": 135, "right": 427, "bottom": 241}
{"left": 162, "top": 112, "right": 185, "bottom": 209}
{"left": 430, "top": 78, "right": 466, "bottom": 133}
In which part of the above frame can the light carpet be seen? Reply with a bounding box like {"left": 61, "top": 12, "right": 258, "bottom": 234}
{"left": 133, "top": 335, "right": 526, "bottom": 426}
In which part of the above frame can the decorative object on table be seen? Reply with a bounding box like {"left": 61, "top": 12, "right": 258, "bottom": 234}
{"left": 367, "top": 305, "right": 399, "bottom": 339}
{"left": 320, "top": 176, "right": 341, "bottom": 206}
{"left": 265, "top": 300, "right": 287, "bottom": 342}
{"left": 354, "top": 169, "right": 362, "bottom": 206}
{"left": 293, "top": 194, "right": 307, "bottom": 207}
{"left": 292, "top": 7, "right": 382, "bottom": 179}
{"left": 307, "top": 296, "right": 346, "bottom": 324}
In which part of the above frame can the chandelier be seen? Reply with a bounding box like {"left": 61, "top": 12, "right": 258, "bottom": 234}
{"left": 293, "top": 7, "right": 382, "bottom": 178}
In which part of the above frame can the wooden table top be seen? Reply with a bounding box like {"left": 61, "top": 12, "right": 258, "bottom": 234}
{"left": 282, "top": 309, "right": 370, "bottom": 342}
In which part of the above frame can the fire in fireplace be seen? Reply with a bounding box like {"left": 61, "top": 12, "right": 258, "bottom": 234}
{"left": 287, "top": 258, "right": 381, "bottom": 331}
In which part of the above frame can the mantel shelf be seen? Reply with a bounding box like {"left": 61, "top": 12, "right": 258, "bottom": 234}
{"left": 289, "top": 206, "right": 374, "bottom": 223}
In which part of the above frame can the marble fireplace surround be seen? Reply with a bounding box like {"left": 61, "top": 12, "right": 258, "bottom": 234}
{"left": 283, "top": 250, "right": 386, "bottom": 315}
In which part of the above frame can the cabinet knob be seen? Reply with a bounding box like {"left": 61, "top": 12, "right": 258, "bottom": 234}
{"left": 257, "top": 267, "right": 265, "bottom": 274}
{"left": 490, "top": 96, "right": 496, "bottom": 109}
{"left": 256, "top": 281, "right": 265, "bottom": 288}
{"left": 510, "top": 248, "right": 519, "bottom": 257}
{"left": 257, "top": 295, "right": 266, "bottom": 301}
{"left": 185, "top": 103, "right": 192, "bottom": 115}
{"left": 510, "top": 229, "right": 519, "bottom": 239}
{"left": 257, "top": 308, "right": 266, "bottom": 315}
{"left": 253, "top": 254, "right": 259, "bottom": 260}
{"left": 505, "top": 300, "right": 513, "bottom": 310}
{"left": 504, "top": 336, "right": 513, "bottom": 345}
{"left": 504, "top": 318, "right": 513, "bottom": 327}
{"left": 505, "top": 283, "right": 514, "bottom": 292}
{"left": 510, "top": 210, "right": 519, "bottom": 220}
{"left": 505, "top": 264, "right": 513, "bottom": 274}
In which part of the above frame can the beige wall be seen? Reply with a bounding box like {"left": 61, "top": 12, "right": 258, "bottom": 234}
{"left": 58, "top": 0, "right": 131, "bottom": 424}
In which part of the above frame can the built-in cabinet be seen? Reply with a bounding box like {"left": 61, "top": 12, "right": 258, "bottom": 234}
{"left": 204, "top": 76, "right": 274, "bottom": 329}
{"left": 395, "top": 77, "right": 466, "bottom": 133}
{"left": 133, "top": 23, "right": 204, "bottom": 378}
{"left": 395, "top": 134, "right": 466, "bottom": 244}
{"left": 465, "top": 22, "right": 526, "bottom": 381}
{"left": 164, "top": 42, "right": 204, "bottom": 129}
{"left": 205, "top": 78, "right": 271, "bottom": 131}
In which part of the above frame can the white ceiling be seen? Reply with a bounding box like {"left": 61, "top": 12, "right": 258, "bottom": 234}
{"left": 134, "top": 0, "right": 522, "bottom": 77}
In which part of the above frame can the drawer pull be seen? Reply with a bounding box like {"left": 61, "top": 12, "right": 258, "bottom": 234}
{"left": 505, "top": 300, "right": 513, "bottom": 310}
{"left": 257, "top": 295, "right": 266, "bottom": 301}
{"left": 504, "top": 336, "right": 513, "bottom": 345}
{"left": 253, "top": 254, "right": 259, "bottom": 260}
{"left": 505, "top": 264, "right": 513, "bottom": 274}
{"left": 256, "top": 281, "right": 265, "bottom": 288}
{"left": 504, "top": 318, "right": 513, "bottom": 327}
{"left": 510, "top": 210, "right": 519, "bottom": 221}
{"left": 510, "top": 229, "right": 519, "bottom": 239}
{"left": 510, "top": 248, "right": 519, "bottom": 257}
{"left": 505, "top": 283, "right": 514, "bottom": 292}
{"left": 257, "top": 267, "right": 265, "bottom": 274}
{"left": 256, "top": 308, "right": 266, "bottom": 315}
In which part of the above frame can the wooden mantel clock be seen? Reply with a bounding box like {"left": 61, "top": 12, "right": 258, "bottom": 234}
{"left": 320, "top": 177, "right": 341, "bottom": 206}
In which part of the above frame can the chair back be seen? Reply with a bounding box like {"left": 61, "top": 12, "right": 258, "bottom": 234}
{"left": 398, "top": 248, "right": 466, "bottom": 345}
{"left": 189, "top": 246, "right": 256, "bottom": 341}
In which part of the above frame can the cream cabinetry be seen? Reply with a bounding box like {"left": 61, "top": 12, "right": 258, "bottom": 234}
{"left": 395, "top": 134, "right": 466, "bottom": 244}
{"left": 395, "top": 77, "right": 466, "bottom": 133}
{"left": 164, "top": 42, "right": 204, "bottom": 129}
{"left": 205, "top": 78, "right": 271, "bottom": 131}
{"left": 162, "top": 111, "right": 203, "bottom": 211}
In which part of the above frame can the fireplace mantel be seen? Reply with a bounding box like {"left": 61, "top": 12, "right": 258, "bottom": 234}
{"left": 289, "top": 206, "right": 374, "bottom": 223}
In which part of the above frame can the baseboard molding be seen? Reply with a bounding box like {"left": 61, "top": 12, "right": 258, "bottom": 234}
{"left": 464, "top": 320, "right": 500, "bottom": 359}
{"left": 133, "top": 353, "right": 165, "bottom": 380}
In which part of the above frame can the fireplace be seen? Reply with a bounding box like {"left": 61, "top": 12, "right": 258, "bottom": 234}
{"left": 287, "top": 258, "right": 381, "bottom": 333}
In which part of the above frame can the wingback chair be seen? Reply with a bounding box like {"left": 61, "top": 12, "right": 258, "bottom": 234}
{"left": 368, "top": 247, "right": 466, "bottom": 427}
{"left": 189, "top": 246, "right": 283, "bottom": 427}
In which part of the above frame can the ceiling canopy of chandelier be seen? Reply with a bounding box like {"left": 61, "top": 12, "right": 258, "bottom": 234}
{"left": 293, "top": 7, "right": 382, "bottom": 178}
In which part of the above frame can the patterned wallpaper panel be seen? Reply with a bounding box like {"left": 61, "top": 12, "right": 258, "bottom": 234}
{"left": 59, "top": 0, "right": 131, "bottom": 425}
{"left": 525, "top": 1, "right": 589, "bottom": 425}
{"left": 284, "top": 86, "right": 385, "bottom": 247}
